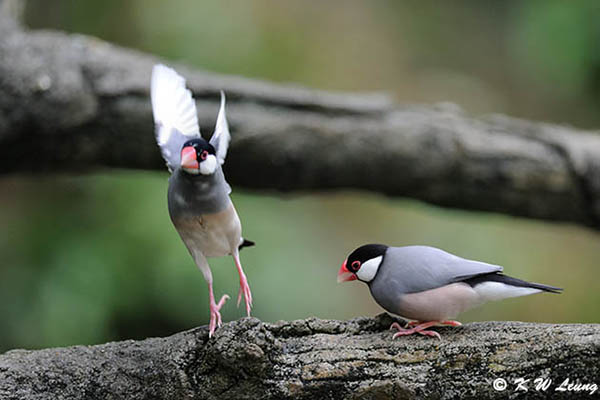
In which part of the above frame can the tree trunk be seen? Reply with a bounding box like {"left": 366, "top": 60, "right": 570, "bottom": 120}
{"left": 0, "top": 314, "right": 598, "bottom": 400}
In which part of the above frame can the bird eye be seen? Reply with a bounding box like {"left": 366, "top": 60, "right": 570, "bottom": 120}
{"left": 200, "top": 150, "right": 208, "bottom": 160}
{"left": 350, "top": 260, "right": 361, "bottom": 272}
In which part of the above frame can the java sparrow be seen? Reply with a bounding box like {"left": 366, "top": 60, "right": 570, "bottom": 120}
{"left": 151, "top": 64, "right": 254, "bottom": 337}
{"left": 338, "top": 244, "right": 562, "bottom": 339}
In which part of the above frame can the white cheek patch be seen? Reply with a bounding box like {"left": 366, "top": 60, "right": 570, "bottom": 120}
{"left": 199, "top": 154, "right": 218, "bottom": 175}
{"left": 356, "top": 256, "right": 382, "bottom": 282}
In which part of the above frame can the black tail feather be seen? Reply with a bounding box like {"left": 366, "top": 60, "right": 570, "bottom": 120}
{"left": 464, "top": 273, "right": 563, "bottom": 294}
{"left": 239, "top": 239, "right": 255, "bottom": 251}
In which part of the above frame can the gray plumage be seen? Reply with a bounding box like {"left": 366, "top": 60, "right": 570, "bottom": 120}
{"left": 371, "top": 246, "right": 502, "bottom": 295}
{"left": 151, "top": 64, "right": 252, "bottom": 336}
{"left": 154, "top": 126, "right": 190, "bottom": 173}
{"left": 368, "top": 246, "right": 502, "bottom": 319}
{"left": 168, "top": 167, "right": 232, "bottom": 218}
{"left": 344, "top": 244, "right": 561, "bottom": 322}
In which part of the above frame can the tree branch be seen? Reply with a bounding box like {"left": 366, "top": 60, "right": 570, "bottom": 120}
{"left": 1, "top": 11, "right": 600, "bottom": 228}
{"left": 0, "top": 314, "right": 598, "bottom": 399}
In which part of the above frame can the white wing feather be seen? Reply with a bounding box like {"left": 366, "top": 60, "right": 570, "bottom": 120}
{"left": 209, "top": 91, "right": 231, "bottom": 165}
{"left": 151, "top": 64, "right": 201, "bottom": 172}
{"left": 151, "top": 64, "right": 200, "bottom": 139}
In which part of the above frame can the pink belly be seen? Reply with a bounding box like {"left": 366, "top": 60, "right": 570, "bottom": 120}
{"left": 398, "top": 283, "right": 480, "bottom": 321}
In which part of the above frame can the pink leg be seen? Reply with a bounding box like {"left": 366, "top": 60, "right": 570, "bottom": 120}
{"left": 440, "top": 320, "right": 462, "bottom": 327}
{"left": 233, "top": 252, "right": 252, "bottom": 316}
{"left": 390, "top": 321, "right": 442, "bottom": 339}
{"left": 208, "top": 282, "right": 229, "bottom": 338}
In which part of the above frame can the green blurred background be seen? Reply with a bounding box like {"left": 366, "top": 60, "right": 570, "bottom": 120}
{"left": 1, "top": 0, "right": 599, "bottom": 352}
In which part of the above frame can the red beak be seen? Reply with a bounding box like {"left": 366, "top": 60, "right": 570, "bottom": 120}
{"left": 337, "top": 259, "right": 357, "bottom": 283}
{"left": 180, "top": 146, "right": 198, "bottom": 169}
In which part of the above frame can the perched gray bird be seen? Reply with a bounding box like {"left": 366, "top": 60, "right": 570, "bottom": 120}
{"left": 338, "top": 244, "right": 562, "bottom": 339}
{"left": 151, "top": 64, "right": 254, "bottom": 337}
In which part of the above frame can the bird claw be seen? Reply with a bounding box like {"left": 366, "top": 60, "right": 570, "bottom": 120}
{"left": 389, "top": 322, "right": 404, "bottom": 331}
{"left": 440, "top": 320, "right": 462, "bottom": 327}
{"left": 389, "top": 321, "right": 443, "bottom": 340}
{"left": 208, "top": 294, "right": 230, "bottom": 338}
{"left": 417, "top": 329, "right": 442, "bottom": 340}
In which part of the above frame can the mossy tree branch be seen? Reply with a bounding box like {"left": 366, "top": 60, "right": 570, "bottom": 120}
{"left": 1, "top": 315, "right": 599, "bottom": 400}
{"left": 0, "top": 8, "right": 599, "bottom": 228}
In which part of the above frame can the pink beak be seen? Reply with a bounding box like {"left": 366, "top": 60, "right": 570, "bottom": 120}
{"left": 180, "top": 146, "right": 198, "bottom": 170}
{"left": 337, "top": 259, "right": 357, "bottom": 283}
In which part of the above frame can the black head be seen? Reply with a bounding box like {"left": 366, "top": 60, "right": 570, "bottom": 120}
{"left": 346, "top": 244, "right": 388, "bottom": 273}
{"left": 180, "top": 138, "right": 218, "bottom": 175}
{"left": 182, "top": 138, "right": 216, "bottom": 158}
{"left": 338, "top": 243, "right": 388, "bottom": 283}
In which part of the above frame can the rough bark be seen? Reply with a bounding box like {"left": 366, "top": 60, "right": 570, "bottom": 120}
{"left": 0, "top": 314, "right": 598, "bottom": 400}
{"left": 1, "top": 6, "right": 600, "bottom": 230}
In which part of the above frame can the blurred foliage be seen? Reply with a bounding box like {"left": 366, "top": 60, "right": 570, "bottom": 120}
{"left": 0, "top": 1, "right": 598, "bottom": 352}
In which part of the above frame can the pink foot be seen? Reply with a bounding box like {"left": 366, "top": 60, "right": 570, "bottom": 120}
{"left": 209, "top": 294, "right": 229, "bottom": 338}
{"left": 389, "top": 322, "right": 405, "bottom": 331}
{"left": 415, "top": 329, "right": 441, "bottom": 339}
{"left": 440, "top": 320, "right": 462, "bottom": 327}
{"left": 390, "top": 321, "right": 442, "bottom": 340}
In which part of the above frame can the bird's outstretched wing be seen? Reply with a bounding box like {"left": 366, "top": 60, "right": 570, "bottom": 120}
{"left": 209, "top": 91, "right": 231, "bottom": 165}
{"left": 151, "top": 64, "right": 201, "bottom": 172}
